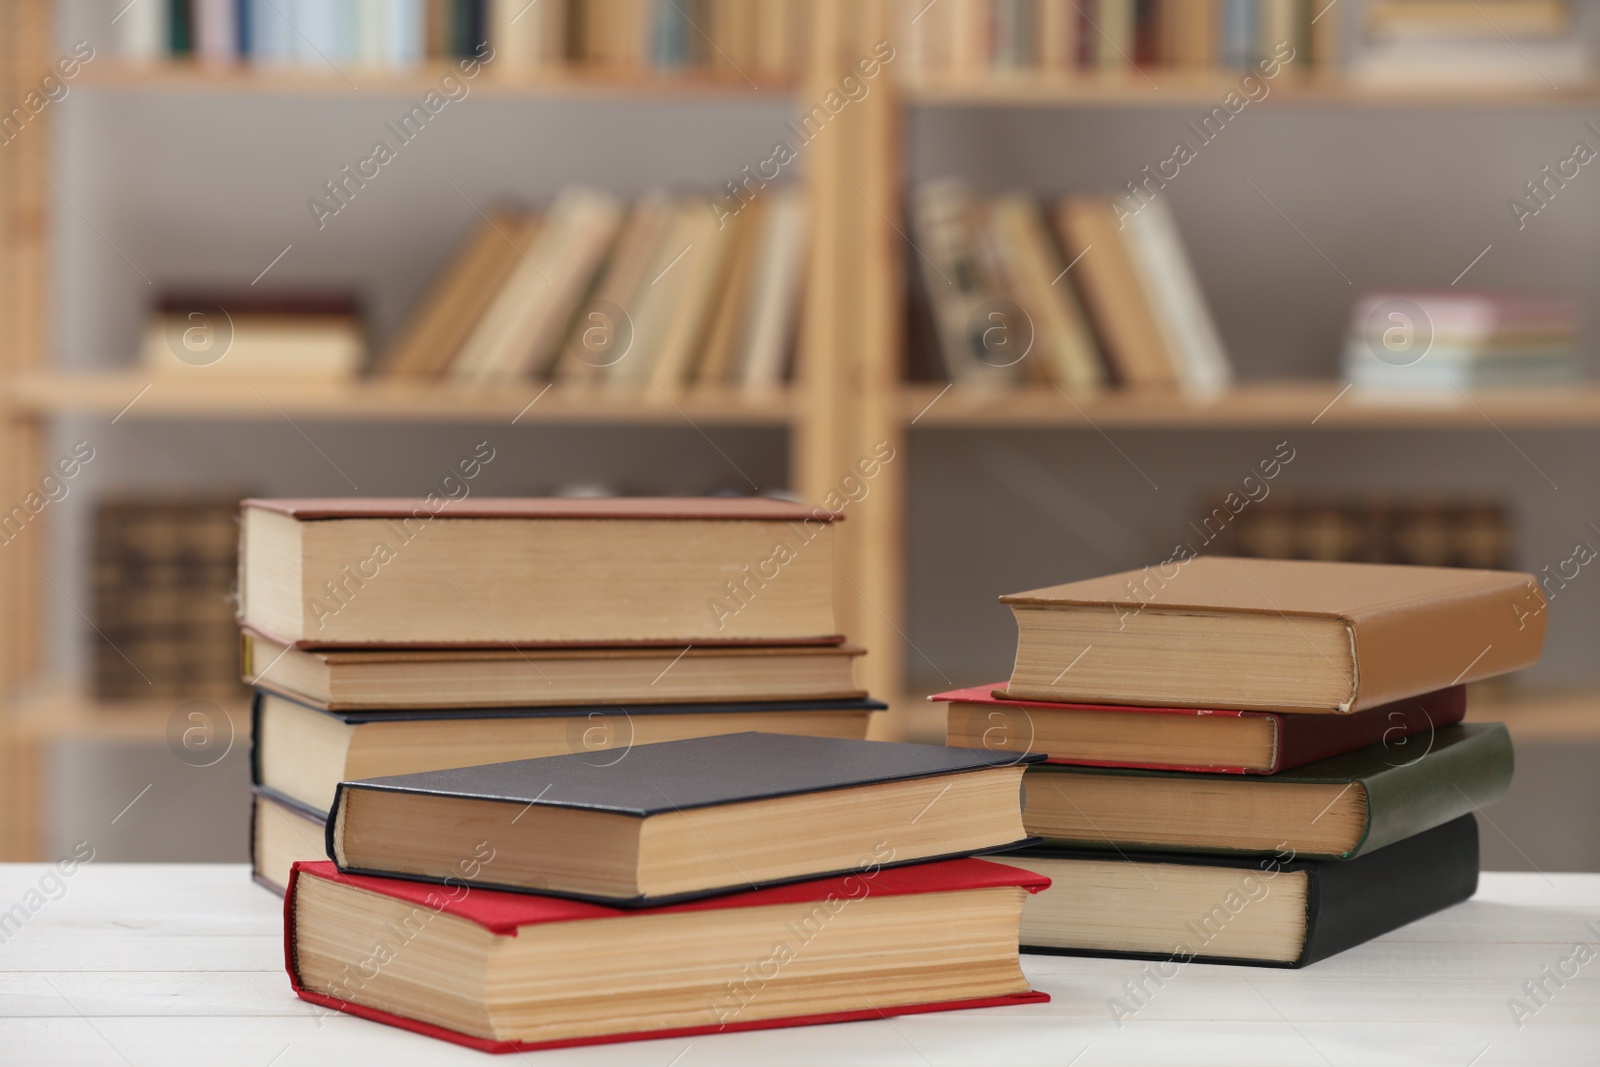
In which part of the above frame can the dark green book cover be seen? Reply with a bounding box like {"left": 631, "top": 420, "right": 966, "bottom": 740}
{"left": 1026, "top": 722, "right": 1511, "bottom": 859}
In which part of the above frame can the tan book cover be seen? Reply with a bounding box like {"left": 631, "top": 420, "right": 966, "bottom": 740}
{"left": 1055, "top": 197, "right": 1180, "bottom": 390}
{"left": 1000, "top": 557, "right": 1544, "bottom": 713}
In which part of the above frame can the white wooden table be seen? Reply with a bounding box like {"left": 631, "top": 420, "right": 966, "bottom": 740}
{"left": 0, "top": 865, "right": 1594, "bottom": 1066}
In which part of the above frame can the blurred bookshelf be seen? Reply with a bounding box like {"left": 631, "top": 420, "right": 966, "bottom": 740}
{"left": 3, "top": 0, "right": 1600, "bottom": 862}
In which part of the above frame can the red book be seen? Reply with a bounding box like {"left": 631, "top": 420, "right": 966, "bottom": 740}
{"left": 935, "top": 684, "right": 1465, "bottom": 774}
{"left": 286, "top": 859, "right": 1049, "bottom": 1053}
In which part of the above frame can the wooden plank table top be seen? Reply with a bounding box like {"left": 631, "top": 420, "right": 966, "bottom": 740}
{"left": 0, "top": 865, "right": 1594, "bottom": 1066}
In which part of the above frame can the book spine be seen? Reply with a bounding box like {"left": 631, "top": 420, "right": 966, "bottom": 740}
{"left": 1272, "top": 685, "right": 1467, "bottom": 773}
{"left": 1353, "top": 724, "right": 1511, "bottom": 858}
{"left": 1299, "top": 814, "right": 1479, "bottom": 966}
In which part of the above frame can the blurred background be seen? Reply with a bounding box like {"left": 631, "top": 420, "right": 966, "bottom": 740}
{"left": 1, "top": 0, "right": 1598, "bottom": 870}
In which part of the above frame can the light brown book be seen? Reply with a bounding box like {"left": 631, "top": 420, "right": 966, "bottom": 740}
{"left": 1000, "top": 557, "right": 1545, "bottom": 713}
{"left": 238, "top": 497, "right": 843, "bottom": 647}
{"left": 554, "top": 192, "right": 674, "bottom": 385}
{"left": 1054, "top": 197, "right": 1180, "bottom": 390}
{"left": 243, "top": 629, "right": 865, "bottom": 709}
{"left": 251, "top": 789, "right": 327, "bottom": 894}
{"left": 695, "top": 199, "right": 763, "bottom": 384}
{"left": 647, "top": 203, "right": 739, "bottom": 394}
{"left": 378, "top": 211, "right": 531, "bottom": 378}
{"left": 988, "top": 195, "right": 1106, "bottom": 393}
{"left": 254, "top": 691, "right": 879, "bottom": 816}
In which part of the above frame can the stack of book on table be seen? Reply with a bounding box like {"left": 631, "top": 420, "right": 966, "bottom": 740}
{"left": 934, "top": 556, "right": 1544, "bottom": 967}
{"left": 240, "top": 495, "right": 887, "bottom": 893}
{"left": 285, "top": 731, "right": 1052, "bottom": 1049}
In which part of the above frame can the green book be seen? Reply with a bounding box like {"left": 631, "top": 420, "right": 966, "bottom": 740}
{"left": 1022, "top": 722, "right": 1511, "bottom": 860}
{"left": 169, "top": 0, "right": 192, "bottom": 55}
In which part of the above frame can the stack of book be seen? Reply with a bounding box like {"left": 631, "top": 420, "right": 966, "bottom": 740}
{"left": 899, "top": 0, "right": 1341, "bottom": 78}
{"left": 241, "top": 496, "right": 887, "bottom": 892}
{"left": 933, "top": 556, "right": 1543, "bottom": 967}
{"left": 1351, "top": 0, "right": 1587, "bottom": 87}
{"left": 374, "top": 186, "right": 805, "bottom": 392}
{"left": 283, "top": 731, "right": 1051, "bottom": 1048}
{"left": 909, "top": 183, "right": 1231, "bottom": 395}
{"left": 1342, "top": 291, "right": 1580, "bottom": 392}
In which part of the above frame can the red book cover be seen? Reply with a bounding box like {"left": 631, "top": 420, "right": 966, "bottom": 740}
{"left": 932, "top": 684, "right": 1466, "bottom": 775}
{"left": 285, "top": 859, "right": 1051, "bottom": 1053}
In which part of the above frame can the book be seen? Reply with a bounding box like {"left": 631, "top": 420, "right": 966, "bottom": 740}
{"left": 243, "top": 628, "right": 868, "bottom": 708}
{"left": 737, "top": 186, "right": 808, "bottom": 391}
{"left": 1118, "top": 197, "right": 1232, "bottom": 395}
{"left": 253, "top": 689, "right": 883, "bottom": 814}
{"left": 553, "top": 192, "right": 674, "bottom": 384}
{"left": 328, "top": 732, "right": 1044, "bottom": 903}
{"left": 1054, "top": 197, "right": 1180, "bottom": 390}
{"left": 376, "top": 210, "right": 530, "bottom": 378}
{"left": 1010, "top": 813, "right": 1479, "bottom": 967}
{"left": 1021, "top": 721, "right": 1511, "bottom": 859}
{"left": 252, "top": 788, "right": 329, "bottom": 893}
{"left": 287, "top": 857, "right": 1049, "bottom": 1051}
{"left": 936, "top": 683, "right": 1466, "bottom": 774}
{"left": 1000, "top": 557, "right": 1545, "bottom": 712}
{"left": 140, "top": 292, "right": 365, "bottom": 380}
{"left": 237, "top": 496, "right": 844, "bottom": 647}
{"left": 910, "top": 181, "right": 1019, "bottom": 388}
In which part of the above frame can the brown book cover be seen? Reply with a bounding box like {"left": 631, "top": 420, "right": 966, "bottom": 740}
{"left": 1001, "top": 557, "right": 1544, "bottom": 712}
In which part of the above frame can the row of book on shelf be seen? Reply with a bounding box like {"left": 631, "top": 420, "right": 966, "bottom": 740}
{"left": 137, "top": 181, "right": 1581, "bottom": 392}
{"left": 113, "top": 0, "right": 814, "bottom": 75}
{"left": 235, "top": 491, "right": 1543, "bottom": 1050}
{"left": 114, "top": 1, "right": 1589, "bottom": 89}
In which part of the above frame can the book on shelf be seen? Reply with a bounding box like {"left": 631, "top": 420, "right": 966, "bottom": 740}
{"left": 139, "top": 291, "right": 365, "bottom": 381}
{"left": 286, "top": 857, "right": 1048, "bottom": 1051}
{"left": 1204, "top": 492, "right": 1513, "bottom": 569}
{"left": 116, "top": 0, "right": 811, "bottom": 77}
{"left": 252, "top": 690, "right": 884, "bottom": 815}
{"left": 1021, "top": 721, "right": 1511, "bottom": 858}
{"left": 237, "top": 496, "right": 843, "bottom": 647}
{"left": 936, "top": 683, "right": 1465, "bottom": 774}
{"left": 1351, "top": 0, "right": 1587, "bottom": 87}
{"left": 243, "top": 629, "right": 868, "bottom": 709}
{"left": 326, "top": 732, "right": 1043, "bottom": 903}
{"left": 1342, "top": 290, "right": 1581, "bottom": 392}
{"left": 93, "top": 494, "right": 246, "bottom": 701}
{"left": 897, "top": 0, "right": 1340, "bottom": 79}
{"left": 1000, "top": 557, "right": 1545, "bottom": 711}
{"left": 1009, "top": 813, "right": 1480, "bottom": 967}
{"left": 374, "top": 186, "right": 806, "bottom": 389}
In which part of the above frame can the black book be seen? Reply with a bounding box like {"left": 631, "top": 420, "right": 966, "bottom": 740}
{"left": 329, "top": 732, "right": 1043, "bottom": 905}
{"left": 1007, "top": 814, "right": 1479, "bottom": 968}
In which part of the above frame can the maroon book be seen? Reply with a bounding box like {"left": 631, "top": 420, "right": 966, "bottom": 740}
{"left": 936, "top": 684, "right": 1466, "bottom": 774}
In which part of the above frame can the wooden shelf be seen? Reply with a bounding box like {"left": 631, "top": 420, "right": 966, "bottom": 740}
{"left": 902, "top": 72, "right": 1600, "bottom": 109}
{"left": 78, "top": 60, "right": 793, "bottom": 99}
{"left": 10, "top": 680, "right": 252, "bottom": 745}
{"left": 903, "top": 382, "right": 1600, "bottom": 428}
{"left": 6, "top": 372, "right": 793, "bottom": 426}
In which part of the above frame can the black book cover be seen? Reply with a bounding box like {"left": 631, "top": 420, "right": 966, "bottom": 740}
{"left": 1017, "top": 814, "right": 1479, "bottom": 968}
{"left": 330, "top": 732, "right": 1045, "bottom": 906}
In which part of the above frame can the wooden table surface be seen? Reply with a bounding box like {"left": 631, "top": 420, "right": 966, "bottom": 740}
{"left": 0, "top": 865, "right": 1594, "bottom": 1066}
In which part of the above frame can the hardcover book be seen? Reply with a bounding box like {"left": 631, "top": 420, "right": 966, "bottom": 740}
{"left": 1001, "top": 557, "right": 1543, "bottom": 712}
{"left": 328, "top": 732, "right": 1044, "bottom": 904}
{"left": 243, "top": 628, "right": 867, "bottom": 710}
{"left": 238, "top": 497, "right": 843, "bottom": 648}
{"left": 252, "top": 689, "right": 884, "bottom": 815}
{"left": 1021, "top": 722, "right": 1510, "bottom": 859}
{"left": 937, "top": 684, "right": 1465, "bottom": 774}
{"left": 251, "top": 787, "right": 327, "bottom": 893}
{"left": 1009, "top": 814, "right": 1479, "bottom": 967}
{"left": 286, "top": 858, "right": 1050, "bottom": 1052}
